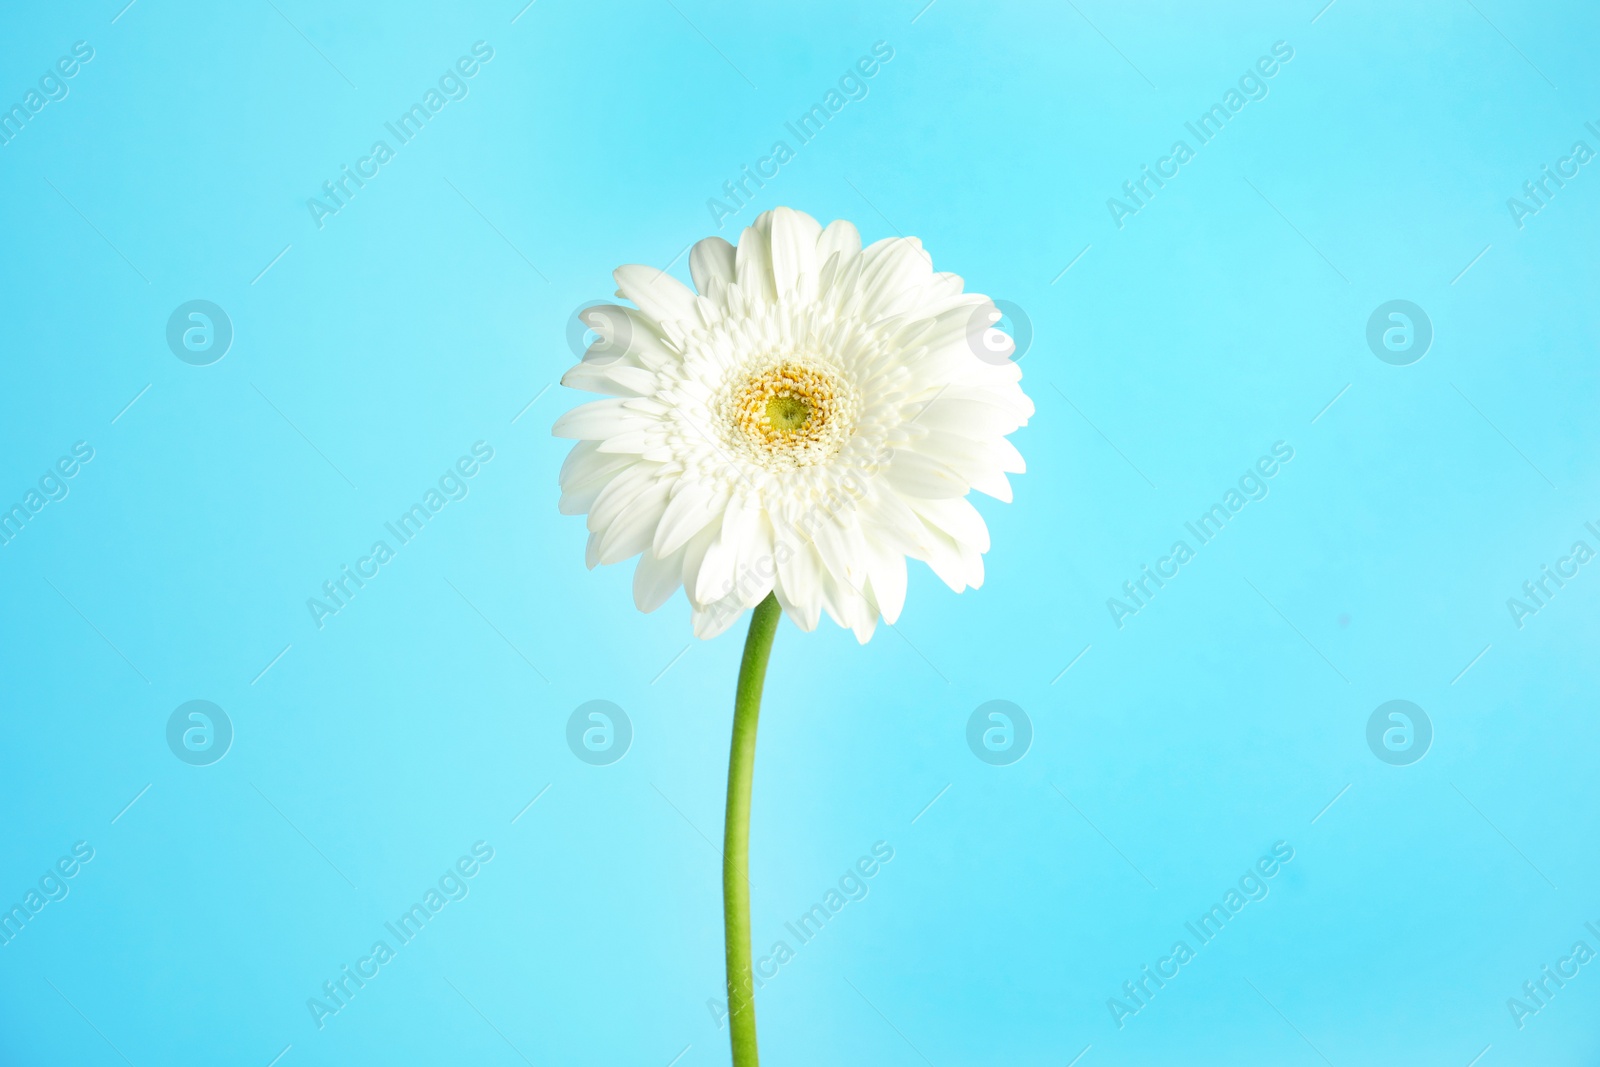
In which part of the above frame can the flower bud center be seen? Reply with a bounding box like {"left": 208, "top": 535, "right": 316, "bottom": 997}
{"left": 765, "top": 395, "right": 811, "bottom": 432}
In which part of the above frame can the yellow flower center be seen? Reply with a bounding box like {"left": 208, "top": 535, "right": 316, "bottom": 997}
{"left": 732, "top": 362, "right": 843, "bottom": 465}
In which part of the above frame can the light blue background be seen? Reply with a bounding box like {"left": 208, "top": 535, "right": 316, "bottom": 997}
{"left": 1, "top": 0, "right": 1597, "bottom": 1064}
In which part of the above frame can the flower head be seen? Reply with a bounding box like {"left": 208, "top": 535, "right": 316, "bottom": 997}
{"left": 554, "top": 207, "right": 1033, "bottom": 642}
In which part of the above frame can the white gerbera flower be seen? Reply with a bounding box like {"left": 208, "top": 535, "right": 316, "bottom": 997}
{"left": 553, "top": 206, "right": 1033, "bottom": 642}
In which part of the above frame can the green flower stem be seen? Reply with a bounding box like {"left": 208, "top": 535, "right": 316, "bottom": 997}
{"left": 724, "top": 591, "right": 781, "bottom": 1067}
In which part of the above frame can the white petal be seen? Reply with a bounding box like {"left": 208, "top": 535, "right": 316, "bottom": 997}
{"left": 774, "top": 538, "right": 825, "bottom": 632}
{"left": 860, "top": 237, "right": 934, "bottom": 318}
{"left": 559, "top": 446, "right": 637, "bottom": 516}
{"left": 906, "top": 496, "right": 991, "bottom": 554}
{"left": 916, "top": 397, "right": 1022, "bottom": 439}
{"left": 884, "top": 449, "right": 969, "bottom": 499}
{"left": 768, "top": 206, "right": 822, "bottom": 301}
{"left": 653, "top": 480, "right": 731, "bottom": 557}
{"left": 857, "top": 486, "right": 928, "bottom": 557}
{"left": 690, "top": 236, "right": 737, "bottom": 296}
{"left": 816, "top": 219, "right": 862, "bottom": 274}
{"left": 692, "top": 596, "right": 746, "bottom": 639}
{"left": 917, "top": 431, "right": 1014, "bottom": 502}
{"left": 559, "top": 439, "right": 615, "bottom": 488}
{"left": 588, "top": 463, "right": 662, "bottom": 534}
{"left": 864, "top": 542, "right": 907, "bottom": 625}
{"left": 960, "top": 541, "right": 986, "bottom": 589}
{"left": 729, "top": 510, "right": 779, "bottom": 608}
{"left": 598, "top": 479, "right": 671, "bottom": 565}
{"left": 559, "top": 361, "right": 659, "bottom": 398}
{"left": 734, "top": 216, "right": 776, "bottom": 304}
{"left": 614, "top": 264, "right": 699, "bottom": 329}
{"left": 694, "top": 495, "right": 770, "bottom": 605}
{"left": 810, "top": 514, "right": 869, "bottom": 592}
{"left": 680, "top": 522, "right": 720, "bottom": 597}
{"left": 918, "top": 524, "right": 969, "bottom": 593}
{"left": 634, "top": 546, "right": 686, "bottom": 612}
{"left": 552, "top": 398, "right": 646, "bottom": 441}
